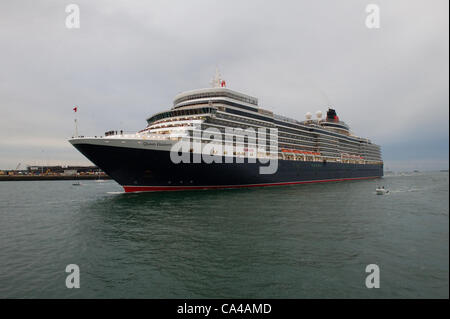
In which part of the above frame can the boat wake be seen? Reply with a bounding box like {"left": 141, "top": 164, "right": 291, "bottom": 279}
{"left": 388, "top": 187, "right": 424, "bottom": 194}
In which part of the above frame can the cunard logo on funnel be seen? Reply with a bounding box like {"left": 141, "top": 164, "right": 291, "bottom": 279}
{"left": 170, "top": 124, "right": 279, "bottom": 175}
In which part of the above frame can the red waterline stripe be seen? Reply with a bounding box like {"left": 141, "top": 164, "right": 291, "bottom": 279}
{"left": 123, "top": 176, "right": 380, "bottom": 193}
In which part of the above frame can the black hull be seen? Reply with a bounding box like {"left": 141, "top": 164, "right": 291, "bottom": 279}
{"left": 73, "top": 143, "right": 383, "bottom": 192}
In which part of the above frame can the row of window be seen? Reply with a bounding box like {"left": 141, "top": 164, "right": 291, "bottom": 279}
{"left": 209, "top": 114, "right": 380, "bottom": 159}
{"left": 216, "top": 110, "right": 275, "bottom": 127}
{"left": 174, "top": 91, "right": 258, "bottom": 107}
{"left": 147, "top": 107, "right": 215, "bottom": 124}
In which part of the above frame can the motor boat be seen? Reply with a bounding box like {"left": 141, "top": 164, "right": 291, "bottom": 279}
{"left": 376, "top": 187, "right": 389, "bottom": 195}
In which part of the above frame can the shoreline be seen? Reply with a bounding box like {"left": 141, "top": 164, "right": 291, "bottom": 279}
{"left": 0, "top": 175, "right": 111, "bottom": 181}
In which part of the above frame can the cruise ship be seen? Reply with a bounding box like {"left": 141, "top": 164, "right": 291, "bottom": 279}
{"left": 69, "top": 73, "right": 383, "bottom": 192}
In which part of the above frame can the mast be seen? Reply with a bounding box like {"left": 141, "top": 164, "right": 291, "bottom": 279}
{"left": 73, "top": 105, "right": 78, "bottom": 137}
{"left": 210, "top": 67, "right": 226, "bottom": 88}
{"left": 74, "top": 118, "right": 78, "bottom": 138}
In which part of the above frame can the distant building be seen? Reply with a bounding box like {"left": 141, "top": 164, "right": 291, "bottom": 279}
{"left": 27, "top": 165, "right": 103, "bottom": 175}
{"left": 62, "top": 169, "right": 77, "bottom": 176}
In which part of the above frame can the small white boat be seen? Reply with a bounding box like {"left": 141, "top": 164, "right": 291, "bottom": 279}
{"left": 72, "top": 181, "right": 81, "bottom": 186}
{"left": 376, "top": 187, "right": 389, "bottom": 195}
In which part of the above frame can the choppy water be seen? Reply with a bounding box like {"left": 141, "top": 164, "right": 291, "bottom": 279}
{"left": 0, "top": 172, "right": 448, "bottom": 298}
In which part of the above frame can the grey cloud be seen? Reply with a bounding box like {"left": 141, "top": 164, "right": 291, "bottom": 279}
{"left": 0, "top": 0, "right": 448, "bottom": 170}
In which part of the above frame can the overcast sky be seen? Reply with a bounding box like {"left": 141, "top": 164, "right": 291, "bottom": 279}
{"left": 0, "top": 0, "right": 448, "bottom": 171}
